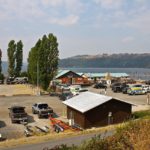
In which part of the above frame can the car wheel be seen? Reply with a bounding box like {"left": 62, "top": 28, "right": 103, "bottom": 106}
{"left": 55, "top": 127, "right": 60, "bottom": 133}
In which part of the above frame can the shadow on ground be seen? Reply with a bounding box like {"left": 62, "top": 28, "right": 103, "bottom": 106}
{"left": 0, "top": 120, "right": 6, "bottom": 128}
{"left": 28, "top": 115, "right": 35, "bottom": 123}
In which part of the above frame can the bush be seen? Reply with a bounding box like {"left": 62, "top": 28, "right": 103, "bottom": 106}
{"left": 133, "top": 110, "right": 150, "bottom": 119}
{"left": 20, "top": 71, "right": 28, "bottom": 77}
{"left": 49, "top": 119, "right": 150, "bottom": 150}
{"left": 0, "top": 73, "right": 4, "bottom": 80}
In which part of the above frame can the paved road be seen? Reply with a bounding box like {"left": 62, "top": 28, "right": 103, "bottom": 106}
{"left": 2, "top": 130, "right": 114, "bottom": 150}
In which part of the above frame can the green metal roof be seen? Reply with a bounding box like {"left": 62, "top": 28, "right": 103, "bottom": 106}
{"left": 84, "top": 73, "right": 129, "bottom": 78}
{"left": 55, "top": 70, "right": 70, "bottom": 79}
{"left": 55, "top": 70, "right": 129, "bottom": 79}
{"left": 111, "top": 73, "right": 129, "bottom": 77}
{"left": 55, "top": 70, "right": 83, "bottom": 79}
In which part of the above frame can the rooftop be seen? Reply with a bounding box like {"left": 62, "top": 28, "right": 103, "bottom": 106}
{"left": 63, "top": 91, "right": 134, "bottom": 113}
{"left": 56, "top": 70, "right": 129, "bottom": 79}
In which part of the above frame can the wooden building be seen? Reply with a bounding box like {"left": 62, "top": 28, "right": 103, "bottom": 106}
{"left": 63, "top": 92, "right": 133, "bottom": 129}
{"left": 55, "top": 70, "right": 90, "bottom": 85}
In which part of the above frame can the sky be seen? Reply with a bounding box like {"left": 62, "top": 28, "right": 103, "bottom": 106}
{"left": 0, "top": 0, "right": 150, "bottom": 62}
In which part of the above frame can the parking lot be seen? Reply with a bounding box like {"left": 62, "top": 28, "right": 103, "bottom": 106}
{"left": 0, "top": 84, "right": 150, "bottom": 139}
{"left": 0, "top": 85, "right": 66, "bottom": 139}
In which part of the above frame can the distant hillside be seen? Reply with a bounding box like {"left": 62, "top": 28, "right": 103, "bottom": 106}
{"left": 59, "top": 53, "right": 150, "bottom": 68}
{"left": 2, "top": 61, "right": 27, "bottom": 75}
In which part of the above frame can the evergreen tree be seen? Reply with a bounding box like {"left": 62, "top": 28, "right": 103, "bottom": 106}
{"left": 0, "top": 49, "right": 2, "bottom": 74}
{"left": 28, "top": 39, "right": 41, "bottom": 85}
{"left": 7, "top": 40, "right": 16, "bottom": 77}
{"left": 28, "top": 33, "right": 59, "bottom": 90}
{"left": 0, "top": 49, "right": 4, "bottom": 82}
{"left": 15, "top": 40, "right": 23, "bottom": 76}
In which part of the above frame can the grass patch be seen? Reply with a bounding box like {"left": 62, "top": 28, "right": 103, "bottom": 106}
{"left": 133, "top": 109, "right": 150, "bottom": 119}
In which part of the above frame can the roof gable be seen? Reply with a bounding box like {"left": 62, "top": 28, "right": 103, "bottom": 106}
{"left": 55, "top": 70, "right": 82, "bottom": 79}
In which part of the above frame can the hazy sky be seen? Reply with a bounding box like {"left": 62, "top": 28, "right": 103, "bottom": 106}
{"left": 0, "top": 0, "right": 150, "bottom": 62}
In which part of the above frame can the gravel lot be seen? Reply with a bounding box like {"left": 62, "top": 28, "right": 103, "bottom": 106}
{"left": 0, "top": 84, "right": 150, "bottom": 140}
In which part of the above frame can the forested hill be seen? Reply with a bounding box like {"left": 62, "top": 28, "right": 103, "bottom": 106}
{"left": 59, "top": 53, "right": 150, "bottom": 68}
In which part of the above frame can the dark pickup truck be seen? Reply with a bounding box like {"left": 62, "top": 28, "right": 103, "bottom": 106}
{"left": 32, "top": 103, "right": 53, "bottom": 118}
{"left": 8, "top": 106, "right": 28, "bottom": 123}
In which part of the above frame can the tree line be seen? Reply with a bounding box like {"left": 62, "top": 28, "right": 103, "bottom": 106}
{"left": 59, "top": 53, "right": 150, "bottom": 68}
{"left": 0, "top": 33, "right": 59, "bottom": 90}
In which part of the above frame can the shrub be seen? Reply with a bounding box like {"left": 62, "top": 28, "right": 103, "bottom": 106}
{"left": 133, "top": 110, "right": 150, "bottom": 119}
{"left": 0, "top": 73, "right": 4, "bottom": 80}
{"left": 49, "top": 119, "right": 150, "bottom": 150}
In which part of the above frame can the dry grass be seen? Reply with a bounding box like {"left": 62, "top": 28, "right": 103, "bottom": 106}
{"left": 13, "top": 84, "right": 34, "bottom": 95}
{"left": 0, "top": 123, "right": 117, "bottom": 149}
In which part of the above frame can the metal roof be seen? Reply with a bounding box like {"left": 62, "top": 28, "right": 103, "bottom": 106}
{"left": 56, "top": 70, "right": 129, "bottom": 79}
{"left": 63, "top": 91, "right": 134, "bottom": 113}
{"left": 55, "top": 70, "right": 83, "bottom": 79}
{"left": 84, "top": 73, "right": 129, "bottom": 78}
{"left": 55, "top": 70, "right": 70, "bottom": 79}
{"left": 111, "top": 73, "right": 129, "bottom": 77}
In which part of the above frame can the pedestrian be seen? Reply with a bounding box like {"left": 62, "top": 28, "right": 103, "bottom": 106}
{"left": 147, "top": 94, "right": 150, "bottom": 105}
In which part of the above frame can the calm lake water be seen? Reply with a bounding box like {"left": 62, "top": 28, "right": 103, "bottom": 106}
{"left": 61, "top": 68, "right": 150, "bottom": 80}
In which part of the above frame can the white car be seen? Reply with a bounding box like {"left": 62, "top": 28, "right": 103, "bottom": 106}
{"left": 142, "top": 85, "right": 150, "bottom": 93}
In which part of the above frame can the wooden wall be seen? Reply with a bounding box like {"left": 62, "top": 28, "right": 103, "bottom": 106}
{"left": 66, "top": 99, "right": 131, "bottom": 129}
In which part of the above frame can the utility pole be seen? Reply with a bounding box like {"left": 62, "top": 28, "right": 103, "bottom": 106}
{"left": 37, "top": 61, "right": 40, "bottom": 96}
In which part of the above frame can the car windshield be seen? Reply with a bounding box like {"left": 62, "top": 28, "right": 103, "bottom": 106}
{"left": 13, "top": 108, "right": 25, "bottom": 113}
{"left": 38, "top": 104, "right": 48, "bottom": 109}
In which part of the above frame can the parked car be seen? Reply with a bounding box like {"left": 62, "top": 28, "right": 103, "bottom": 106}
{"left": 8, "top": 106, "right": 28, "bottom": 123}
{"left": 59, "top": 92, "right": 73, "bottom": 101}
{"left": 69, "top": 85, "right": 82, "bottom": 95}
{"left": 145, "top": 80, "right": 150, "bottom": 85}
{"left": 142, "top": 85, "right": 150, "bottom": 93}
{"left": 122, "top": 86, "right": 130, "bottom": 94}
{"left": 6, "top": 77, "right": 15, "bottom": 84}
{"left": 112, "top": 83, "right": 127, "bottom": 93}
{"left": 94, "top": 83, "right": 107, "bottom": 89}
{"left": 0, "top": 80, "right": 4, "bottom": 84}
{"left": 32, "top": 103, "right": 53, "bottom": 118}
{"left": 127, "top": 87, "right": 146, "bottom": 95}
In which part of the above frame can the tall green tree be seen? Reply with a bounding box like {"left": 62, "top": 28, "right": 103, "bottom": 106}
{"left": 28, "top": 33, "right": 59, "bottom": 90}
{"left": 7, "top": 40, "right": 16, "bottom": 77}
{"left": 0, "top": 49, "right": 2, "bottom": 74}
{"left": 28, "top": 39, "right": 41, "bottom": 85}
{"left": 15, "top": 40, "right": 23, "bottom": 76}
{"left": 0, "top": 48, "right": 4, "bottom": 81}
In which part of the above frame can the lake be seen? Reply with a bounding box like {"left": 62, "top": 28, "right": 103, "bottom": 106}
{"left": 61, "top": 68, "right": 150, "bottom": 80}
